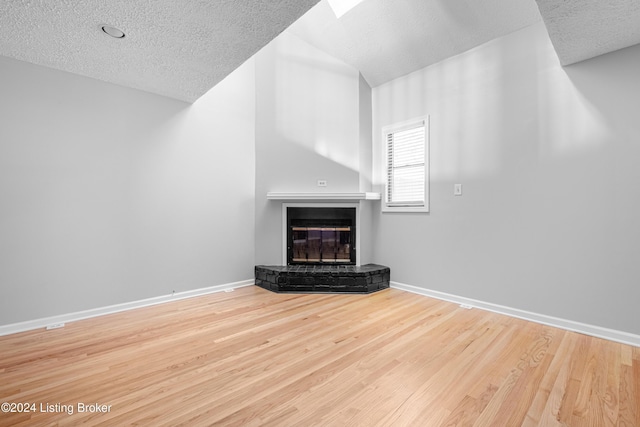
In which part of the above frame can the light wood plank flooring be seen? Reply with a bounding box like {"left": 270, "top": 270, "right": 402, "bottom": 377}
{"left": 0, "top": 286, "right": 638, "bottom": 426}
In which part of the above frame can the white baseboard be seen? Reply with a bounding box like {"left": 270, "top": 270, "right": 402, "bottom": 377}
{"left": 391, "top": 281, "right": 640, "bottom": 348}
{"left": 0, "top": 279, "right": 255, "bottom": 337}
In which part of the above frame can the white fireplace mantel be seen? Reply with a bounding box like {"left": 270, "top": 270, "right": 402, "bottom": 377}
{"left": 267, "top": 192, "right": 380, "bottom": 202}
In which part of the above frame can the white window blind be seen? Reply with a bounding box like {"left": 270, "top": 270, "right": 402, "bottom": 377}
{"left": 383, "top": 117, "right": 428, "bottom": 212}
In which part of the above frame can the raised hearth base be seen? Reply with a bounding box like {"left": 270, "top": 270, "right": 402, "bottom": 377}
{"left": 255, "top": 264, "right": 390, "bottom": 293}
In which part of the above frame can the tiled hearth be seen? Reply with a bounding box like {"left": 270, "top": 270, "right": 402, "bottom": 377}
{"left": 255, "top": 264, "right": 390, "bottom": 294}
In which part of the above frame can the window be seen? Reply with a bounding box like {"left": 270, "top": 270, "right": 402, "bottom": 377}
{"left": 382, "top": 117, "right": 429, "bottom": 212}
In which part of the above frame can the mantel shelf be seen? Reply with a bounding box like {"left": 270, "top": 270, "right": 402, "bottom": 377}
{"left": 267, "top": 192, "right": 381, "bottom": 201}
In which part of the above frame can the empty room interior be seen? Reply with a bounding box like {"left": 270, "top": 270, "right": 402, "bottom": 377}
{"left": 1, "top": 0, "right": 639, "bottom": 425}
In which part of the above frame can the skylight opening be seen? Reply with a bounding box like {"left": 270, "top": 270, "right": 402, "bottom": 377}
{"left": 327, "top": 0, "right": 369, "bottom": 19}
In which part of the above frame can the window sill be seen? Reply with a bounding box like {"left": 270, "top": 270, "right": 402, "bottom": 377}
{"left": 382, "top": 205, "right": 429, "bottom": 213}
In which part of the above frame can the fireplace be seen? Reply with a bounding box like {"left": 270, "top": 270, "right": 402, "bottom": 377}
{"left": 287, "top": 207, "right": 356, "bottom": 265}
{"left": 255, "top": 201, "right": 389, "bottom": 293}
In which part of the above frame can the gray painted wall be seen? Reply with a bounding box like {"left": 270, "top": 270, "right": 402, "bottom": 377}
{"left": 0, "top": 56, "right": 255, "bottom": 325}
{"left": 371, "top": 23, "right": 640, "bottom": 335}
{"left": 254, "top": 31, "right": 371, "bottom": 265}
{"left": 358, "top": 74, "right": 376, "bottom": 264}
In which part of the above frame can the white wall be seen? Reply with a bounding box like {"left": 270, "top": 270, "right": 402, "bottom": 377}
{"left": 254, "top": 31, "right": 371, "bottom": 265}
{"left": 372, "top": 22, "right": 640, "bottom": 335}
{"left": 0, "top": 56, "right": 255, "bottom": 325}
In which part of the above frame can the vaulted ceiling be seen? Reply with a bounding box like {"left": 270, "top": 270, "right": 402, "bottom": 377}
{"left": 290, "top": 0, "right": 640, "bottom": 87}
{"left": 1, "top": 0, "right": 638, "bottom": 103}
{"left": 289, "top": 0, "right": 542, "bottom": 88}
{"left": 0, "top": 0, "right": 320, "bottom": 103}
{"left": 535, "top": 0, "right": 640, "bottom": 65}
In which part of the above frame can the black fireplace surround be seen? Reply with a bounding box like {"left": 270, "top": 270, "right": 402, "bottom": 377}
{"left": 255, "top": 206, "right": 389, "bottom": 294}
{"left": 255, "top": 264, "right": 390, "bottom": 294}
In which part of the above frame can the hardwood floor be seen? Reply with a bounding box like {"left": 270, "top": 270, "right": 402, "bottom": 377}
{"left": 0, "top": 286, "right": 638, "bottom": 426}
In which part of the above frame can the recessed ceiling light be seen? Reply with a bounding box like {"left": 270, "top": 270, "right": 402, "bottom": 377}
{"left": 101, "top": 25, "right": 125, "bottom": 39}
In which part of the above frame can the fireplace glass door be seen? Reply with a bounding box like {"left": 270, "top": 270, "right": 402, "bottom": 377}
{"left": 292, "top": 226, "right": 352, "bottom": 264}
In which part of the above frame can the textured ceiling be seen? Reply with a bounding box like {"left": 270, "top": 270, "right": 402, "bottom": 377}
{"left": 1, "top": 0, "right": 638, "bottom": 102}
{"left": 0, "top": 0, "right": 319, "bottom": 102}
{"left": 288, "top": 0, "right": 543, "bottom": 88}
{"left": 535, "top": 0, "right": 640, "bottom": 65}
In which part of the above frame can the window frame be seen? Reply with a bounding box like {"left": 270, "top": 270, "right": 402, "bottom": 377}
{"left": 382, "top": 116, "right": 429, "bottom": 213}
